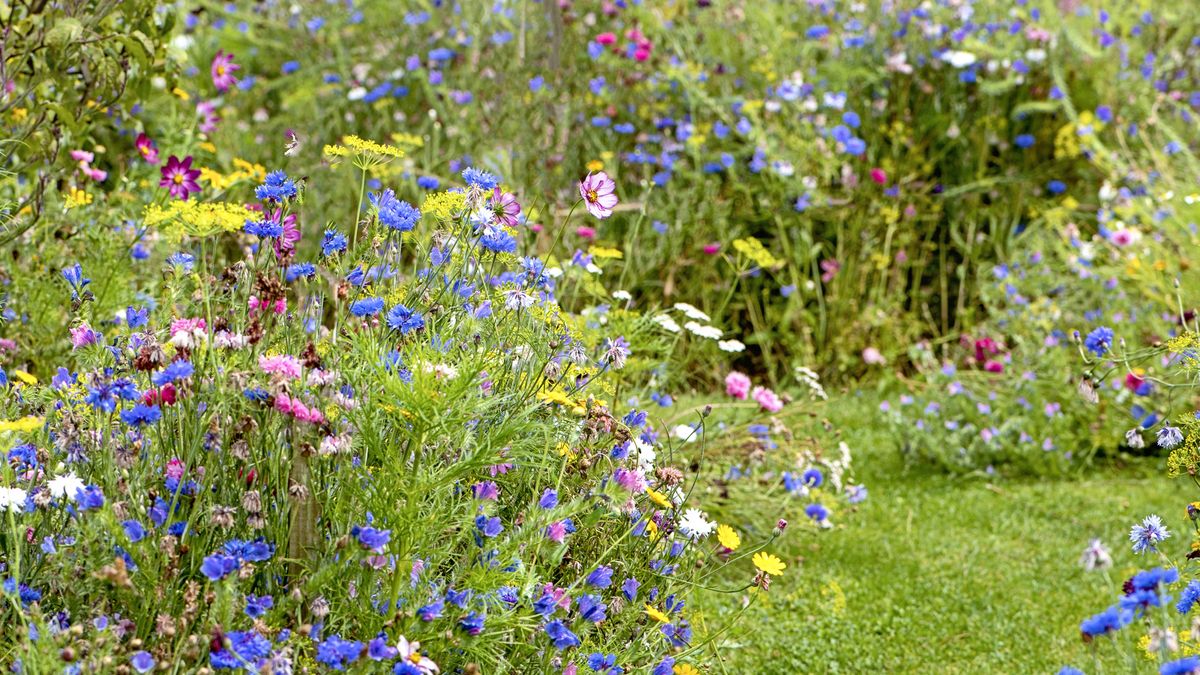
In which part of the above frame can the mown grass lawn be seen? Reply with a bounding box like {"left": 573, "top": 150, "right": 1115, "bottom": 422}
{"left": 694, "top": 391, "right": 1189, "bottom": 673}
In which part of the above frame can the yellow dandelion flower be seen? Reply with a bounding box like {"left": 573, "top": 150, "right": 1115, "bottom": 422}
{"left": 537, "top": 389, "right": 574, "bottom": 407}
{"left": 753, "top": 551, "right": 786, "bottom": 576}
{"left": 172, "top": 87, "right": 191, "bottom": 101}
{"left": 644, "top": 604, "right": 670, "bottom": 623}
{"left": 646, "top": 487, "right": 672, "bottom": 509}
{"left": 716, "top": 524, "right": 741, "bottom": 551}
{"left": 674, "top": 665, "right": 701, "bottom": 675}
{"left": 586, "top": 160, "right": 604, "bottom": 172}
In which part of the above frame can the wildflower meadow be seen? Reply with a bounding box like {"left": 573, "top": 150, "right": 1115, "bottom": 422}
{"left": 1, "top": 1, "right": 1199, "bottom": 673}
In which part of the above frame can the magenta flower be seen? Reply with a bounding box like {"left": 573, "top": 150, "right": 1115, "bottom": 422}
{"left": 210, "top": 50, "right": 239, "bottom": 92}
{"left": 270, "top": 210, "right": 301, "bottom": 260}
{"left": 578, "top": 171, "right": 618, "bottom": 219}
{"left": 488, "top": 188, "right": 521, "bottom": 227}
{"left": 135, "top": 133, "right": 160, "bottom": 165}
{"left": 159, "top": 155, "right": 201, "bottom": 200}
{"left": 725, "top": 371, "right": 751, "bottom": 400}
{"left": 819, "top": 258, "right": 840, "bottom": 283}
{"left": 751, "top": 386, "right": 783, "bottom": 413}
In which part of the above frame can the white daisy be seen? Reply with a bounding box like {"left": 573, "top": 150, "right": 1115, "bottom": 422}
{"left": 47, "top": 473, "right": 86, "bottom": 501}
{"left": 0, "top": 486, "right": 28, "bottom": 513}
{"left": 678, "top": 508, "right": 716, "bottom": 540}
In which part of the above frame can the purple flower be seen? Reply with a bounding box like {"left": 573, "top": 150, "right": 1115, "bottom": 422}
{"left": 211, "top": 50, "right": 239, "bottom": 91}
{"left": 586, "top": 565, "right": 613, "bottom": 588}
{"left": 159, "top": 155, "right": 202, "bottom": 200}
{"left": 579, "top": 172, "right": 618, "bottom": 219}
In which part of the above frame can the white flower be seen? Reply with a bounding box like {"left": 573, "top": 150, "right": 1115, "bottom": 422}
{"left": 652, "top": 314, "right": 681, "bottom": 333}
{"left": 631, "top": 438, "right": 657, "bottom": 473}
{"left": 0, "top": 486, "right": 28, "bottom": 513}
{"left": 1079, "top": 539, "right": 1112, "bottom": 571}
{"left": 586, "top": 263, "right": 603, "bottom": 275}
{"left": 545, "top": 266, "right": 564, "bottom": 278}
{"left": 942, "top": 50, "right": 977, "bottom": 68}
{"left": 672, "top": 424, "right": 700, "bottom": 443}
{"left": 718, "top": 339, "right": 745, "bottom": 353}
{"left": 673, "top": 302, "right": 711, "bottom": 322}
{"left": 47, "top": 473, "right": 86, "bottom": 501}
{"left": 1125, "top": 428, "right": 1145, "bottom": 449}
{"left": 612, "top": 290, "right": 632, "bottom": 301}
{"left": 395, "top": 636, "right": 439, "bottom": 674}
{"left": 684, "top": 321, "right": 722, "bottom": 340}
{"left": 678, "top": 508, "right": 716, "bottom": 540}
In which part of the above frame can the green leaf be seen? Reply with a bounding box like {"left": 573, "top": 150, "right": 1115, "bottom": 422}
{"left": 45, "top": 18, "right": 84, "bottom": 48}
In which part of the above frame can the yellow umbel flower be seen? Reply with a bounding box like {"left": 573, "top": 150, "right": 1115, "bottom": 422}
{"left": 0, "top": 417, "right": 44, "bottom": 433}
{"left": 716, "top": 524, "right": 741, "bottom": 551}
{"left": 753, "top": 551, "right": 786, "bottom": 576}
{"left": 421, "top": 191, "right": 467, "bottom": 222}
{"left": 65, "top": 187, "right": 93, "bottom": 209}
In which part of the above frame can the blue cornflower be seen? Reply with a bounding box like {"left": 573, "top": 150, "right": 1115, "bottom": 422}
{"left": 1163, "top": 656, "right": 1200, "bottom": 675}
{"left": 1084, "top": 326, "right": 1114, "bottom": 356}
{"left": 1130, "top": 514, "right": 1170, "bottom": 554}
{"left": 285, "top": 263, "right": 316, "bottom": 282}
{"left": 1047, "top": 180, "right": 1067, "bottom": 194}
{"left": 152, "top": 360, "right": 194, "bottom": 387}
{"left": 315, "top": 635, "right": 364, "bottom": 671}
{"left": 209, "top": 631, "right": 272, "bottom": 670}
{"left": 386, "top": 304, "right": 425, "bottom": 334}
{"left": 1177, "top": 580, "right": 1200, "bottom": 614}
{"left": 350, "top": 297, "right": 385, "bottom": 317}
{"left": 120, "top": 404, "right": 161, "bottom": 427}
{"left": 1158, "top": 425, "right": 1184, "bottom": 449}
{"left": 480, "top": 230, "right": 517, "bottom": 254}
{"left": 122, "top": 520, "right": 148, "bottom": 543}
{"left": 130, "top": 651, "right": 155, "bottom": 674}
{"left": 586, "top": 653, "right": 621, "bottom": 674}
{"left": 370, "top": 189, "right": 421, "bottom": 232}
{"left": 544, "top": 620, "right": 579, "bottom": 649}
{"left": 167, "top": 252, "right": 195, "bottom": 271}
{"left": 322, "top": 229, "right": 348, "bottom": 256}
{"left": 805, "top": 503, "right": 829, "bottom": 522}
{"left": 244, "top": 218, "right": 284, "bottom": 238}
{"left": 200, "top": 553, "right": 239, "bottom": 581}
{"left": 76, "top": 486, "right": 105, "bottom": 510}
{"left": 462, "top": 167, "right": 499, "bottom": 190}
{"left": 801, "top": 468, "right": 824, "bottom": 488}
{"left": 244, "top": 594, "right": 274, "bottom": 618}
{"left": 255, "top": 170, "right": 298, "bottom": 201}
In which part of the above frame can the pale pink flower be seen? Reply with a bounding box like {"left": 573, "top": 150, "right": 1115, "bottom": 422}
{"left": 259, "top": 354, "right": 303, "bottom": 380}
{"left": 725, "top": 371, "right": 752, "bottom": 400}
{"left": 752, "top": 386, "right": 783, "bottom": 413}
{"left": 579, "top": 171, "right": 618, "bottom": 219}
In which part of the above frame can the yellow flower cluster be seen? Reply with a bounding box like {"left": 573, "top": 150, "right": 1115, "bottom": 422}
{"left": 200, "top": 159, "right": 267, "bottom": 191}
{"left": 732, "top": 237, "right": 780, "bottom": 269}
{"left": 0, "top": 416, "right": 44, "bottom": 433}
{"left": 389, "top": 132, "right": 425, "bottom": 149}
{"left": 588, "top": 246, "right": 623, "bottom": 260}
{"left": 65, "top": 187, "right": 93, "bottom": 209}
{"left": 323, "top": 135, "right": 406, "bottom": 162}
{"left": 144, "top": 201, "right": 256, "bottom": 240}
{"left": 421, "top": 190, "right": 467, "bottom": 222}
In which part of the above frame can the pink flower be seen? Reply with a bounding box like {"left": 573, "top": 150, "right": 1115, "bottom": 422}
{"left": 259, "top": 354, "right": 303, "bottom": 379}
{"left": 862, "top": 347, "right": 886, "bottom": 365}
{"left": 869, "top": 168, "right": 888, "bottom": 184}
{"left": 159, "top": 155, "right": 201, "bottom": 200}
{"left": 165, "top": 458, "right": 186, "bottom": 481}
{"left": 488, "top": 188, "right": 521, "bottom": 227}
{"left": 135, "top": 133, "right": 160, "bottom": 165}
{"left": 545, "top": 521, "right": 568, "bottom": 543}
{"left": 725, "top": 371, "right": 751, "bottom": 399}
{"left": 820, "top": 258, "right": 840, "bottom": 283}
{"left": 576, "top": 226, "right": 596, "bottom": 239}
{"left": 634, "top": 48, "right": 651, "bottom": 61}
{"left": 196, "top": 101, "right": 220, "bottom": 134}
{"left": 210, "top": 50, "right": 239, "bottom": 92}
{"left": 595, "top": 32, "right": 617, "bottom": 45}
{"left": 752, "top": 386, "right": 783, "bottom": 413}
{"left": 70, "top": 150, "right": 94, "bottom": 163}
{"left": 579, "top": 171, "right": 618, "bottom": 219}
{"left": 70, "top": 324, "right": 99, "bottom": 349}
{"left": 271, "top": 210, "right": 301, "bottom": 260}
{"left": 984, "top": 360, "right": 1004, "bottom": 373}
{"left": 703, "top": 243, "right": 721, "bottom": 255}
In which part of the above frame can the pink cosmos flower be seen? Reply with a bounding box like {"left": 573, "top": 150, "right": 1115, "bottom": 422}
{"left": 725, "top": 371, "right": 751, "bottom": 399}
{"left": 579, "top": 171, "right": 618, "bottom": 219}
{"left": 135, "top": 133, "right": 160, "bottom": 165}
{"left": 210, "top": 50, "right": 239, "bottom": 92}
{"left": 271, "top": 210, "right": 301, "bottom": 260}
{"left": 488, "top": 188, "right": 521, "bottom": 227}
{"left": 196, "top": 101, "right": 220, "bottom": 134}
{"left": 752, "top": 386, "right": 783, "bottom": 413}
{"left": 259, "top": 354, "right": 303, "bottom": 380}
{"left": 159, "top": 155, "right": 201, "bottom": 200}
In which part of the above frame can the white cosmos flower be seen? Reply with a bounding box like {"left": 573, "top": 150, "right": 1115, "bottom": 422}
{"left": 47, "top": 473, "right": 86, "bottom": 501}
{"left": 673, "top": 303, "right": 711, "bottom": 322}
{"left": 678, "top": 508, "right": 716, "bottom": 540}
{"left": 942, "top": 50, "right": 977, "bottom": 68}
{"left": 684, "top": 321, "right": 722, "bottom": 340}
{"left": 672, "top": 424, "right": 700, "bottom": 443}
{"left": 0, "top": 486, "right": 28, "bottom": 513}
{"left": 718, "top": 339, "right": 745, "bottom": 353}
{"left": 652, "top": 314, "right": 681, "bottom": 333}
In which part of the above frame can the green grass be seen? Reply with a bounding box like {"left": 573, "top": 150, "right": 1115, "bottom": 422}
{"left": 695, "top": 391, "right": 1189, "bottom": 673}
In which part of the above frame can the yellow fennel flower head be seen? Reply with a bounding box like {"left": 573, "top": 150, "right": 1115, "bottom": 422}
{"left": 644, "top": 604, "right": 670, "bottom": 623}
{"left": 421, "top": 190, "right": 467, "bottom": 223}
{"left": 325, "top": 134, "right": 405, "bottom": 165}
{"left": 732, "top": 237, "right": 780, "bottom": 268}
{"left": 753, "top": 551, "right": 786, "bottom": 576}
{"left": 588, "top": 246, "right": 623, "bottom": 260}
{"left": 389, "top": 132, "right": 425, "bottom": 149}
{"left": 716, "top": 524, "right": 741, "bottom": 551}
{"left": 646, "top": 487, "right": 672, "bottom": 509}
{"left": 65, "top": 187, "right": 93, "bottom": 209}
{"left": 0, "top": 416, "right": 44, "bottom": 433}
{"left": 144, "top": 201, "right": 256, "bottom": 240}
